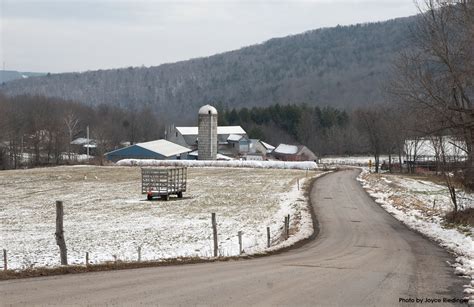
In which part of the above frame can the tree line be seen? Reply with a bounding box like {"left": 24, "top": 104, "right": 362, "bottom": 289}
{"left": 0, "top": 94, "right": 162, "bottom": 169}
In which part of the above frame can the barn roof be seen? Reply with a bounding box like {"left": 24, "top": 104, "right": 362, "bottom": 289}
{"left": 274, "top": 144, "right": 299, "bottom": 155}
{"left": 227, "top": 134, "right": 244, "bottom": 142}
{"left": 261, "top": 141, "right": 275, "bottom": 151}
{"left": 176, "top": 126, "right": 246, "bottom": 136}
{"left": 106, "top": 139, "right": 191, "bottom": 158}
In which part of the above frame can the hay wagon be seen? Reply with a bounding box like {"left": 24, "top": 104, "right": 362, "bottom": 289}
{"left": 141, "top": 167, "right": 187, "bottom": 200}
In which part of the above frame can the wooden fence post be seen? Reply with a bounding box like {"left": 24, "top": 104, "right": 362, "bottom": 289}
{"left": 85, "top": 252, "right": 89, "bottom": 267}
{"left": 3, "top": 249, "right": 7, "bottom": 271}
{"left": 267, "top": 227, "right": 270, "bottom": 248}
{"left": 138, "top": 246, "right": 142, "bottom": 262}
{"left": 55, "top": 201, "right": 68, "bottom": 265}
{"left": 297, "top": 178, "right": 300, "bottom": 190}
{"left": 238, "top": 231, "right": 242, "bottom": 255}
{"left": 287, "top": 214, "right": 290, "bottom": 239}
{"left": 284, "top": 216, "right": 288, "bottom": 240}
{"left": 212, "top": 213, "right": 218, "bottom": 257}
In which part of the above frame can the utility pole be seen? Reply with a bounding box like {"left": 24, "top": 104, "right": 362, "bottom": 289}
{"left": 86, "top": 125, "right": 90, "bottom": 158}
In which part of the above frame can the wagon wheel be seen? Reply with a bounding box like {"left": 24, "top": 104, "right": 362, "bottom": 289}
{"left": 177, "top": 192, "right": 183, "bottom": 199}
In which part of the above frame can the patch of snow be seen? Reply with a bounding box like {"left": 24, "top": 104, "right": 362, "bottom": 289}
{"left": 116, "top": 159, "right": 318, "bottom": 170}
{"left": 320, "top": 155, "right": 401, "bottom": 166}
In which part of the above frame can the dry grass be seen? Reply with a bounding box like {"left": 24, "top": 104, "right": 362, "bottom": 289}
{"left": 445, "top": 208, "right": 474, "bottom": 227}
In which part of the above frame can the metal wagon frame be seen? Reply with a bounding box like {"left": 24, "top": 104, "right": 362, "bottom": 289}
{"left": 141, "top": 167, "right": 187, "bottom": 201}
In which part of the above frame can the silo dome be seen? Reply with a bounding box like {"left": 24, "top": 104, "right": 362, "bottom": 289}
{"left": 198, "top": 104, "right": 218, "bottom": 115}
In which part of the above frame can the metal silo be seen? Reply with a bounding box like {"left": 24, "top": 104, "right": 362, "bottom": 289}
{"left": 198, "top": 104, "right": 218, "bottom": 160}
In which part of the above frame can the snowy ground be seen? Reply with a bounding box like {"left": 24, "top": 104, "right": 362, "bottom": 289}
{"left": 0, "top": 166, "right": 322, "bottom": 270}
{"left": 357, "top": 169, "right": 474, "bottom": 303}
{"left": 117, "top": 159, "right": 318, "bottom": 170}
{"left": 320, "top": 155, "right": 400, "bottom": 167}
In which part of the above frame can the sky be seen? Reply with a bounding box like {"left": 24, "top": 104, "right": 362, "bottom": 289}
{"left": 0, "top": 0, "right": 418, "bottom": 73}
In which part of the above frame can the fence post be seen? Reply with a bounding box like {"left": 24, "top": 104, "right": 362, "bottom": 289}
{"left": 55, "top": 201, "right": 68, "bottom": 265}
{"left": 212, "top": 213, "right": 218, "bottom": 257}
{"left": 284, "top": 216, "right": 288, "bottom": 240}
{"left": 138, "top": 246, "right": 142, "bottom": 262}
{"left": 238, "top": 231, "right": 242, "bottom": 255}
{"left": 297, "top": 178, "right": 300, "bottom": 190}
{"left": 267, "top": 227, "right": 270, "bottom": 248}
{"left": 3, "top": 249, "right": 7, "bottom": 271}
{"left": 287, "top": 214, "right": 290, "bottom": 239}
{"left": 85, "top": 252, "right": 89, "bottom": 267}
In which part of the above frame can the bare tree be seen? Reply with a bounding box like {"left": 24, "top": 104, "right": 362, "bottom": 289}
{"left": 392, "top": 0, "right": 474, "bottom": 188}
{"left": 354, "top": 106, "right": 388, "bottom": 173}
{"left": 64, "top": 111, "right": 80, "bottom": 160}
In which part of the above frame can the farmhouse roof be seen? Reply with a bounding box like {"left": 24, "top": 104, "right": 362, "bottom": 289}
{"left": 176, "top": 126, "right": 246, "bottom": 136}
{"left": 71, "top": 137, "right": 95, "bottom": 145}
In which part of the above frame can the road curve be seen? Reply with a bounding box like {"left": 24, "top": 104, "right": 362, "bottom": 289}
{"left": 1, "top": 170, "right": 465, "bottom": 306}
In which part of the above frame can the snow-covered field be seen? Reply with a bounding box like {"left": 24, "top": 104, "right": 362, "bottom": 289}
{"left": 358, "top": 170, "right": 474, "bottom": 303}
{"left": 0, "top": 166, "right": 321, "bottom": 270}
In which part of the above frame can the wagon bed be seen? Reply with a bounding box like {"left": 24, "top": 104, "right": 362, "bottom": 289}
{"left": 141, "top": 167, "right": 187, "bottom": 200}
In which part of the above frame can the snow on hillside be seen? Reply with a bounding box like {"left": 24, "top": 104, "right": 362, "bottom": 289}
{"left": 117, "top": 159, "right": 318, "bottom": 170}
{"left": 357, "top": 170, "right": 474, "bottom": 303}
{"left": 0, "top": 166, "right": 323, "bottom": 270}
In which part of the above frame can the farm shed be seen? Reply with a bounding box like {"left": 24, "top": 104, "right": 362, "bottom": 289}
{"left": 249, "top": 139, "right": 270, "bottom": 155}
{"left": 105, "top": 139, "right": 191, "bottom": 162}
{"left": 227, "top": 134, "right": 250, "bottom": 155}
{"left": 273, "top": 143, "right": 317, "bottom": 161}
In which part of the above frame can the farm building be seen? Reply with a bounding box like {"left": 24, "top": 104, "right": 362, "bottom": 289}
{"left": 165, "top": 125, "right": 248, "bottom": 151}
{"left": 105, "top": 139, "right": 191, "bottom": 162}
{"left": 70, "top": 137, "right": 97, "bottom": 155}
{"left": 272, "top": 144, "right": 317, "bottom": 161}
{"left": 404, "top": 136, "right": 467, "bottom": 169}
{"left": 224, "top": 134, "right": 250, "bottom": 156}
{"left": 260, "top": 141, "right": 276, "bottom": 154}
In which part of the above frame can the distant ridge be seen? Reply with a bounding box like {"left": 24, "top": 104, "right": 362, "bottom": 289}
{"left": 0, "top": 15, "right": 416, "bottom": 122}
{"left": 0, "top": 70, "right": 46, "bottom": 84}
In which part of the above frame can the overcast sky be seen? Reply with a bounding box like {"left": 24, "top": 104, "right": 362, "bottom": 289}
{"left": 0, "top": 0, "right": 418, "bottom": 73}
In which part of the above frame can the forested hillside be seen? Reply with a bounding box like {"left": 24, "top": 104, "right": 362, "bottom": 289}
{"left": 0, "top": 15, "right": 415, "bottom": 123}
